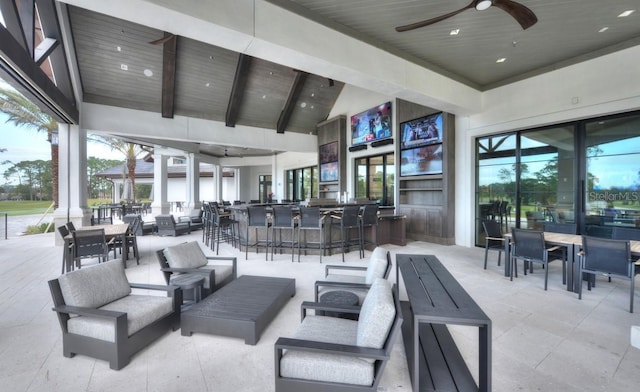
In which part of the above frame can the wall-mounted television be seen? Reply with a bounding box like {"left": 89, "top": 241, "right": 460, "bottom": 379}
{"left": 400, "top": 144, "right": 443, "bottom": 176}
{"left": 320, "top": 161, "right": 339, "bottom": 182}
{"left": 400, "top": 112, "right": 443, "bottom": 150}
{"left": 350, "top": 101, "right": 392, "bottom": 146}
{"left": 319, "top": 141, "right": 338, "bottom": 164}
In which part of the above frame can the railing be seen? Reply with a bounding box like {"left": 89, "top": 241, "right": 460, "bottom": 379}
{"left": 1, "top": 212, "right": 6, "bottom": 240}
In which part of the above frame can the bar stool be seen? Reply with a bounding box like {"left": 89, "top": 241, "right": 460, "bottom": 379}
{"left": 330, "top": 205, "right": 363, "bottom": 262}
{"left": 270, "top": 205, "right": 297, "bottom": 261}
{"left": 245, "top": 206, "right": 271, "bottom": 260}
{"left": 212, "top": 206, "right": 238, "bottom": 255}
{"left": 360, "top": 204, "right": 379, "bottom": 254}
{"left": 297, "top": 206, "right": 326, "bottom": 263}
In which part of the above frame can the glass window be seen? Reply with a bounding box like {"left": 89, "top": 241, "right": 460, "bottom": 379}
{"left": 285, "top": 166, "right": 317, "bottom": 201}
{"left": 354, "top": 152, "right": 394, "bottom": 205}
{"left": 585, "top": 114, "right": 640, "bottom": 236}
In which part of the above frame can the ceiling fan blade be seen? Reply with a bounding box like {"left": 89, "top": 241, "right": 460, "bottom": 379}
{"left": 493, "top": 0, "right": 538, "bottom": 30}
{"left": 395, "top": 1, "right": 476, "bottom": 32}
{"left": 148, "top": 33, "right": 175, "bottom": 45}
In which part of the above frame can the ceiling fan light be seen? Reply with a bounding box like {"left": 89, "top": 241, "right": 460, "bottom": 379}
{"left": 475, "top": 1, "right": 492, "bottom": 11}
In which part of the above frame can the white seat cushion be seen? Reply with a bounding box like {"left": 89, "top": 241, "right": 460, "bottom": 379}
{"left": 67, "top": 295, "right": 174, "bottom": 342}
{"left": 364, "top": 247, "right": 389, "bottom": 284}
{"left": 163, "top": 241, "right": 208, "bottom": 269}
{"left": 58, "top": 260, "right": 131, "bottom": 308}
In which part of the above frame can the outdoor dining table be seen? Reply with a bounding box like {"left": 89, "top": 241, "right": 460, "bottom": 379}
{"left": 63, "top": 223, "right": 131, "bottom": 272}
{"left": 503, "top": 231, "right": 640, "bottom": 293}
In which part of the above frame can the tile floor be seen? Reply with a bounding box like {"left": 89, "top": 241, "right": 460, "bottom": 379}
{"left": 0, "top": 227, "right": 639, "bottom": 391}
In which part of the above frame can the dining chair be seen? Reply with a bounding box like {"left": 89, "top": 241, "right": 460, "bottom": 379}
{"left": 360, "top": 204, "right": 379, "bottom": 253}
{"left": 481, "top": 220, "right": 504, "bottom": 269}
{"left": 72, "top": 228, "right": 110, "bottom": 269}
{"left": 578, "top": 235, "right": 635, "bottom": 313}
{"left": 57, "top": 225, "right": 73, "bottom": 273}
{"left": 510, "top": 228, "right": 565, "bottom": 290}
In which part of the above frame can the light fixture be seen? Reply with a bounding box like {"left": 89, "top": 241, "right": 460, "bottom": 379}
{"left": 496, "top": 57, "right": 506, "bottom": 63}
{"left": 50, "top": 130, "right": 59, "bottom": 146}
{"left": 450, "top": 29, "right": 460, "bottom": 35}
{"left": 475, "top": 1, "right": 492, "bottom": 11}
{"left": 120, "top": 64, "right": 128, "bottom": 71}
{"left": 618, "top": 10, "right": 635, "bottom": 17}
{"left": 143, "top": 69, "right": 153, "bottom": 77}
{"left": 599, "top": 27, "right": 609, "bottom": 33}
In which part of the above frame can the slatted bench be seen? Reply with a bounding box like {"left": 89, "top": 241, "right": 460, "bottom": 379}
{"left": 396, "top": 254, "right": 492, "bottom": 392}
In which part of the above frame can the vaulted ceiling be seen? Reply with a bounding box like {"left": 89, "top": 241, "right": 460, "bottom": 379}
{"left": 2, "top": 1, "right": 640, "bottom": 160}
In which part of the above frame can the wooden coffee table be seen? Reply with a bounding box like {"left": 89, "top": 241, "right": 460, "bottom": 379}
{"left": 181, "top": 275, "right": 296, "bottom": 345}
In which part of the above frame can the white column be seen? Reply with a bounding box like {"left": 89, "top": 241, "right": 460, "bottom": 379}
{"left": 215, "top": 164, "right": 223, "bottom": 202}
{"left": 152, "top": 153, "right": 170, "bottom": 215}
{"left": 54, "top": 124, "right": 91, "bottom": 244}
{"left": 113, "top": 179, "right": 121, "bottom": 202}
{"left": 186, "top": 153, "right": 200, "bottom": 210}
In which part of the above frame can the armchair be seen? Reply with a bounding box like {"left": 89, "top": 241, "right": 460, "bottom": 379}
{"left": 179, "top": 209, "right": 204, "bottom": 231}
{"left": 315, "top": 246, "right": 391, "bottom": 304}
{"left": 275, "top": 278, "right": 402, "bottom": 392}
{"left": 156, "top": 241, "right": 237, "bottom": 298}
{"left": 48, "top": 260, "right": 181, "bottom": 370}
{"left": 155, "top": 214, "right": 191, "bottom": 236}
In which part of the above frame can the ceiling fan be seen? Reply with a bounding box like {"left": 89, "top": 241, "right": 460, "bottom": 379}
{"left": 395, "top": 0, "right": 537, "bottom": 32}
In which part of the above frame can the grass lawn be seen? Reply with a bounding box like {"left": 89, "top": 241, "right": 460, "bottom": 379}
{"left": 0, "top": 201, "right": 54, "bottom": 216}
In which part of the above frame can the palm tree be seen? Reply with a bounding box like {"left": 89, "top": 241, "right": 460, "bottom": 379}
{"left": 0, "top": 87, "right": 59, "bottom": 207}
{"left": 91, "top": 137, "right": 148, "bottom": 202}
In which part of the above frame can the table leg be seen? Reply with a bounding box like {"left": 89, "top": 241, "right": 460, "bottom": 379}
{"left": 479, "top": 323, "right": 492, "bottom": 392}
{"left": 504, "top": 239, "right": 511, "bottom": 277}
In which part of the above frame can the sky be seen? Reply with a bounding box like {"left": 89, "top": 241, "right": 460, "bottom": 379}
{"left": 0, "top": 80, "right": 124, "bottom": 185}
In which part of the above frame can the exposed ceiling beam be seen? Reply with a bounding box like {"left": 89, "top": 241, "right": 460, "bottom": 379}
{"left": 18, "top": 0, "right": 35, "bottom": 57}
{"left": 0, "top": 1, "right": 28, "bottom": 52}
{"left": 276, "top": 70, "right": 308, "bottom": 134}
{"left": 225, "top": 53, "right": 251, "bottom": 127}
{"left": 161, "top": 32, "right": 177, "bottom": 118}
{"left": 0, "top": 24, "right": 78, "bottom": 123}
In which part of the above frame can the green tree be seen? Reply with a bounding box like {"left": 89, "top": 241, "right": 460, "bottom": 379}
{"left": 90, "top": 137, "right": 149, "bottom": 202}
{"left": 3, "top": 159, "right": 51, "bottom": 200}
{"left": 87, "top": 157, "right": 122, "bottom": 199}
{"left": 0, "top": 87, "right": 59, "bottom": 207}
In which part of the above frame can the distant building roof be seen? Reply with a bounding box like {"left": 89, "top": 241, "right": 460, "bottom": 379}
{"left": 95, "top": 159, "right": 214, "bottom": 179}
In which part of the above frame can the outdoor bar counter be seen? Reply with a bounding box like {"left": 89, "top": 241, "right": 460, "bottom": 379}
{"left": 226, "top": 202, "right": 406, "bottom": 254}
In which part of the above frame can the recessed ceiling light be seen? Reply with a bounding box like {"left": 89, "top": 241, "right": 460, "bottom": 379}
{"left": 310, "top": 92, "right": 315, "bottom": 97}
{"left": 450, "top": 29, "right": 460, "bottom": 35}
{"left": 143, "top": 69, "right": 153, "bottom": 77}
{"left": 300, "top": 102, "right": 307, "bottom": 108}
{"left": 496, "top": 58, "right": 506, "bottom": 63}
{"left": 205, "top": 82, "right": 210, "bottom": 87}
{"left": 475, "top": 0, "right": 492, "bottom": 11}
{"left": 120, "top": 64, "right": 128, "bottom": 71}
{"left": 618, "top": 10, "right": 635, "bottom": 17}
{"left": 599, "top": 27, "right": 609, "bottom": 32}
{"left": 116, "top": 46, "right": 122, "bottom": 52}
{"left": 262, "top": 95, "right": 267, "bottom": 99}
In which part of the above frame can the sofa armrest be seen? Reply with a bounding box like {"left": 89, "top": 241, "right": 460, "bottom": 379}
{"left": 324, "top": 264, "right": 367, "bottom": 277}
{"left": 300, "top": 300, "right": 361, "bottom": 321}
{"left": 205, "top": 256, "right": 238, "bottom": 278}
{"left": 275, "top": 337, "right": 388, "bottom": 361}
{"left": 53, "top": 304, "right": 126, "bottom": 319}
{"left": 314, "top": 281, "right": 371, "bottom": 301}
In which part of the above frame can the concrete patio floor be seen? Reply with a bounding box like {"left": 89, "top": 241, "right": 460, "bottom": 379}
{"left": 1, "top": 222, "right": 639, "bottom": 391}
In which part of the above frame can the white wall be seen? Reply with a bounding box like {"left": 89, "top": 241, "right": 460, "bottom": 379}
{"left": 454, "top": 46, "right": 640, "bottom": 247}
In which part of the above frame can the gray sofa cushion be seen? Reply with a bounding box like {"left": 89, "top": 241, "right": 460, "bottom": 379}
{"left": 67, "top": 295, "right": 174, "bottom": 342}
{"left": 168, "top": 264, "right": 233, "bottom": 290}
{"left": 58, "top": 260, "right": 131, "bottom": 308}
{"left": 356, "top": 278, "right": 395, "bottom": 350}
{"left": 280, "top": 315, "right": 374, "bottom": 386}
{"left": 364, "top": 247, "right": 389, "bottom": 284}
{"left": 163, "top": 241, "right": 208, "bottom": 269}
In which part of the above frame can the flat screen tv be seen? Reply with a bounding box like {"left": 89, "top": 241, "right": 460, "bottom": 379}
{"left": 320, "top": 161, "right": 339, "bottom": 182}
{"left": 319, "top": 141, "right": 338, "bottom": 164}
{"left": 400, "top": 112, "right": 443, "bottom": 150}
{"left": 400, "top": 144, "right": 443, "bottom": 176}
{"left": 350, "top": 101, "right": 392, "bottom": 146}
